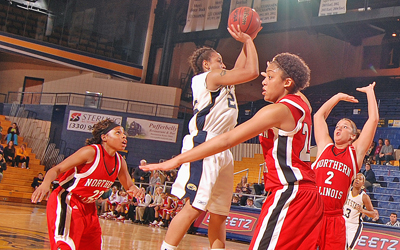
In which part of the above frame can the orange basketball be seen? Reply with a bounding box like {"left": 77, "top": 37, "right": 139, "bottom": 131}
{"left": 228, "top": 7, "right": 261, "bottom": 36}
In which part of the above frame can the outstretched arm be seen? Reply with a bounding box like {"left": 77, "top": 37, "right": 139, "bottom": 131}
{"left": 118, "top": 159, "right": 143, "bottom": 198}
{"left": 314, "top": 93, "right": 358, "bottom": 156}
{"left": 141, "top": 103, "right": 294, "bottom": 171}
{"left": 353, "top": 82, "right": 379, "bottom": 167}
{"left": 31, "top": 146, "right": 95, "bottom": 203}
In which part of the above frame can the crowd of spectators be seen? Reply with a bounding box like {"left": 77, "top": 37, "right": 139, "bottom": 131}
{"left": 96, "top": 164, "right": 182, "bottom": 227}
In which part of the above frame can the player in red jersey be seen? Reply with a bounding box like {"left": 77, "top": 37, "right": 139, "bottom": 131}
{"left": 31, "top": 119, "right": 143, "bottom": 250}
{"left": 312, "top": 82, "right": 378, "bottom": 250}
{"left": 142, "top": 53, "right": 323, "bottom": 250}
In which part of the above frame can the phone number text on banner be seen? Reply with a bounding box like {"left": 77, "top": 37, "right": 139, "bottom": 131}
{"left": 67, "top": 110, "right": 122, "bottom": 133}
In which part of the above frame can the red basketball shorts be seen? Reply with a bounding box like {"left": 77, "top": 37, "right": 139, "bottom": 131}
{"left": 317, "top": 213, "right": 346, "bottom": 250}
{"left": 249, "top": 184, "right": 323, "bottom": 250}
{"left": 47, "top": 189, "right": 102, "bottom": 250}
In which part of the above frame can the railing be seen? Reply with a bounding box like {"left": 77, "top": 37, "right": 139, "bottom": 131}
{"left": 5, "top": 91, "right": 191, "bottom": 119}
{"left": 234, "top": 168, "right": 249, "bottom": 179}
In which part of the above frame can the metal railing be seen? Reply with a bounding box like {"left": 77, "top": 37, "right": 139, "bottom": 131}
{"left": 6, "top": 91, "right": 191, "bottom": 119}
{"left": 234, "top": 168, "right": 249, "bottom": 179}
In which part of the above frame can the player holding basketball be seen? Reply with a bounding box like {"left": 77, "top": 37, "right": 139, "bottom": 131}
{"left": 312, "top": 82, "right": 378, "bottom": 250}
{"left": 144, "top": 24, "right": 260, "bottom": 250}
{"left": 142, "top": 53, "right": 323, "bottom": 250}
{"left": 31, "top": 119, "right": 143, "bottom": 250}
{"left": 343, "top": 173, "right": 375, "bottom": 250}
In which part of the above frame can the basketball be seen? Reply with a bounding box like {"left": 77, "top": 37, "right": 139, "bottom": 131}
{"left": 228, "top": 7, "right": 261, "bottom": 36}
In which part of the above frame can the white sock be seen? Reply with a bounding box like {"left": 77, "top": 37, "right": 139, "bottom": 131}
{"left": 160, "top": 241, "right": 177, "bottom": 250}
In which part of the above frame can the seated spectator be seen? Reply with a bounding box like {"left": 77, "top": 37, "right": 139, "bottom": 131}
{"left": 245, "top": 198, "right": 257, "bottom": 208}
{"left": 362, "top": 163, "right": 376, "bottom": 192}
{"left": 363, "top": 209, "right": 383, "bottom": 224}
{"left": 100, "top": 186, "right": 119, "bottom": 218}
{"left": 377, "top": 139, "right": 394, "bottom": 165}
{"left": 146, "top": 171, "right": 161, "bottom": 194}
{"left": 135, "top": 191, "right": 152, "bottom": 223}
{"left": 231, "top": 195, "right": 240, "bottom": 206}
{"left": 3, "top": 141, "right": 15, "bottom": 166}
{"left": 115, "top": 190, "right": 130, "bottom": 221}
{"left": 161, "top": 197, "right": 178, "bottom": 228}
{"left": 373, "top": 138, "right": 383, "bottom": 163}
{"left": 253, "top": 182, "right": 265, "bottom": 195}
{"left": 31, "top": 173, "right": 44, "bottom": 190}
{"left": 96, "top": 188, "right": 112, "bottom": 216}
{"left": 236, "top": 176, "right": 252, "bottom": 206}
{"left": 364, "top": 141, "right": 376, "bottom": 164}
{"left": 385, "top": 213, "right": 400, "bottom": 227}
{"left": 142, "top": 186, "right": 163, "bottom": 224}
{"left": 0, "top": 122, "right": 3, "bottom": 143}
{"left": 125, "top": 197, "right": 138, "bottom": 223}
{"left": 0, "top": 144, "right": 4, "bottom": 155}
{"left": 6, "top": 123, "right": 19, "bottom": 146}
{"left": 150, "top": 193, "right": 172, "bottom": 227}
{"left": 173, "top": 198, "right": 185, "bottom": 219}
{"left": 15, "top": 144, "right": 30, "bottom": 168}
{"left": 0, "top": 154, "right": 7, "bottom": 183}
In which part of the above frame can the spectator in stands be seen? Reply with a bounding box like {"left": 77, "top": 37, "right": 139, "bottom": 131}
{"left": 134, "top": 191, "right": 152, "bottom": 223}
{"left": 96, "top": 188, "right": 112, "bottom": 216}
{"left": 0, "top": 143, "right": 4, "bottom": 155}
{"left": 385, "top": 213, "right": 400, "bottom": 227}
{"left": 231, "top": 195, "right": 240, "bottom": 206}
{"left": 0, "top": 154, "right": 7, "bottom": 183}
{"left": 377, "top": 139, "right": 394, "bottom": 165}
{"left": 362, "top": 163, "right": 376, "bottom": 192}
{"left": 125, "top": 196, "right": 138, "bottom": 223}
{"left": 133, "top": 159, "right": 150, "bottom": 187}
{"left": 142, "top": 186, "right": 164, "bottom": 224}
{"left": 115, "top": 190, "right": 130, "bottom": 221}
{"left": 0, "top": 122, "right": 3, "bottom": 143}
{"left": 146, "top": 171, "right": 161, "bottom": 194}
{"left": 236, "top": 176, "right": 252, "bottom": 206}
{"left": 6, "top": 123, "right": 19, "bottom": 146}
{"left": 31, "top": 173, "right": 44, "bottom": 190}
{"left": 15, "top": 144, "right": 30, "bottom": 168}
{"left": 4, "top": 140, "right": 15, "bottom": 166}
{"left": 364, "top": 141, "right": 375, "bottom": 164}
{"left": 100, "top": 186, "right": 119, "bottom": 218}
{"left": 373, "top": 138, "right": 383, "bottom": 163}
{"left": 245, "top": 198, "right": 256, "bottom": 208}
{"left": 363, "top": 209, "right": 383, "bottom": 224}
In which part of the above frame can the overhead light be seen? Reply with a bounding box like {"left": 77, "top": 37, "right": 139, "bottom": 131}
{"left": 392, "top": 32, "right": 397, "bottom": 37}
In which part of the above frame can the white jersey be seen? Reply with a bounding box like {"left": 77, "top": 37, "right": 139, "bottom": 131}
{"left": 188, "top": 72, "right": 238, "bottom": 135}
{"left": 343, "top": 188, "right": 366, "bottom": 224}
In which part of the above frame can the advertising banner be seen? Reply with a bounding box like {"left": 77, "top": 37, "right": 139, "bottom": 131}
{"left": 125, "top": 117, "right": 179, "bottom": 143}
{"left": 67, "top": 110, "right": 122, "bottom": 133}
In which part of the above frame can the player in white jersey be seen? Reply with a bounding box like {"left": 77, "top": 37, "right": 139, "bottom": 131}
{"left": 156, "top": 24, "right": 261, "bottom": 250}
{"left": 343, "top": 173, "right": 375, "bottom": 250}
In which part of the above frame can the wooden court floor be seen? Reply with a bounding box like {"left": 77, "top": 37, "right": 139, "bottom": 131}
{"left": 0, "top": 202, "right": 249, "bottom": 250}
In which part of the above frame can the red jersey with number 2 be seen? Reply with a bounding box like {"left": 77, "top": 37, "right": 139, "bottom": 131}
{"left": 58, "top": 144, "right": 122, "bottom": 203}
{"left": 312, "top": 144, "right": 358, "bottom": 213}
{"left": 259, "top": 94, "right": 315, "bottom": 192}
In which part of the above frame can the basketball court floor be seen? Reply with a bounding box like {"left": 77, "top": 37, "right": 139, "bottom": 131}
{"left": 0, "top": 202, "right": 249, "bottom": 250}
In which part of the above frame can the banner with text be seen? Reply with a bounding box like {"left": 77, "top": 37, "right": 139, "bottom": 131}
{"left": 230, "top": 0, "right": 278, "bottom": 24}
{"left": 183, "top": 0, "right": 223, "bottom": 33}
{"left": 125, "top": 118, "right": 179, "bottom": 143}
{"left": 318, "top": 0, "right": 346, "bottom": 16}
{"left": 67, "top": 110, "right": 122, "bottom": 133}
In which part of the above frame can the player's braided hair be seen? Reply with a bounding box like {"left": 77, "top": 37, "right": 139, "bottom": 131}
{"left": 272, "top": 53, "right": 310, "bottom": 93}
{"left": 189, "top": 47, "right": 216, "bottom": 76}
{"left": 85, "top": 118, "right": 116, "bottom": 145}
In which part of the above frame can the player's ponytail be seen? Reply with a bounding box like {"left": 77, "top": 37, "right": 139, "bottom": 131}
{"left": 189, "top": 47, "right": 216, "bottom": 76}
